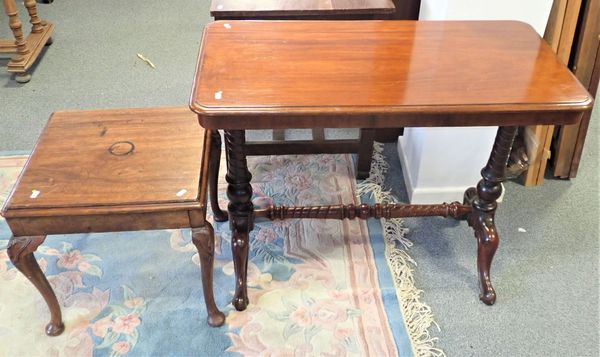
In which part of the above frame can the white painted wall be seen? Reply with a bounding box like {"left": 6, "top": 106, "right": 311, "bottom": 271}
{"left": 397, "top": 0, "right": 553, "bottom": 204}
{"left": 420, "top": 0, "right": 553, "bottom": 35}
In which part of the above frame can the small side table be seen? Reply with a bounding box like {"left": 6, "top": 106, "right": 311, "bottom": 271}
{"left": 1, "top": 107, "right": 227, "bottom": 335}
{"left": 1, "top": 0, "right": 54, "bottom": 83}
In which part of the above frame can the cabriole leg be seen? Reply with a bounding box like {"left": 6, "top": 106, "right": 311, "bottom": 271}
{"left": 466, "top": 126, "right": 518, "bottom": 305}
{"left": 7, "top": 235, "right": 64, "bottom": 336}
{"left": 192, "top": 224, "right": 225, "bottom": 327}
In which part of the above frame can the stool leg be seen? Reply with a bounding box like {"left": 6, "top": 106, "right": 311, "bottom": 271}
{"left": 209, "top": 131, "right": 228, "bottom": 222}
{"left": 192, "top": 224, "right": 225, "bottom": 327}
{"left": 7, "top": 235, "right": 64, "bottom": 336}
{"left": 466, "top": 126, "right": 517, "bottom": 305}
{"left": 3, "top": 0, "right": 29, "bottom": 59}
{"left": 23, "top": 0, "right": 43, "bottom": 33}
{"left": 224, "top": 130, "right": 253, "bottom": 311}
{"left": 356, "top": 128, "right": 376, "bottom": 179}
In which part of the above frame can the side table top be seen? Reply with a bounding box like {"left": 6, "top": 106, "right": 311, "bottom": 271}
{"left": 190, "top": 21, "right": 593, "bottom": 129}
{"left": 210, "top": 0, "right": 396, "bottom": 18}
{"left": 3, "top": 107, "right": 206, "bottom": 215}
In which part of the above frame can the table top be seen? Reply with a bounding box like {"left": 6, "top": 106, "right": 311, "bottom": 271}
{"left": 210, "top": 0, "right": 396, "bottom": 18}
{"left": 3, "top": 107, "right": 206, "bottom": 215}
{"left": 190, "top": 21, "right": 593, "bottom": 129}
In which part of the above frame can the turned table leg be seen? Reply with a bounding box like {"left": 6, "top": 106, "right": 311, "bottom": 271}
{"left": 23, "top": 0, "right": 43, "bottom": 33}
{"left": 7, "top": 236, "right": 64, "bottom": 336}
{"left": 356, "top": 128, "right": 376, "bottom": 179}
{"left": 465, "top": 126, "right": 518, "bottom": 305}
{"left": 224, "top": 130, "right": 253, "bottom": 311}
{"left": 192, "top": 224, "right": 226, "bottom": 327}
{"left": 3, "top": 0, "right": 31, "bottom": 82}
{"left": 209, "top": 131, "right": 228, "bottom": 222}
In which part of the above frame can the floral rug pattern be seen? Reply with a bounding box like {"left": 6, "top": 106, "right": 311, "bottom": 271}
{"left": 0, "top": 154, "right": 412, "bottom": 356}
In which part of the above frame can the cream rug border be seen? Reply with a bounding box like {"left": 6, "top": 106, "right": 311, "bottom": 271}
{"left": 357, "top": 144, "right": 445, "bottom": 357}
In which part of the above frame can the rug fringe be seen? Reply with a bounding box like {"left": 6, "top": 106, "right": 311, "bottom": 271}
{"left": 357, "top": 143, "right": 446, "bottom": 357}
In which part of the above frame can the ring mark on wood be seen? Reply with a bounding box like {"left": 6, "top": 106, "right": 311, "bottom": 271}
{"left": 108, "top": 141, "right": 135, "bottom": 156}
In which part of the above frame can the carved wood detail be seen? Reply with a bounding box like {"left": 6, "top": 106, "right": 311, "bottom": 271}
{"left": 256, "top": 202, "right": 472, "bottom": 221}
{"left": 7, "top": 236, "right": 65, "bottom": 336}
{"left": 23, "top": 0, "right": 42, "bottom": 33}
{"left": 224, "top": 130, "right": 253, "bottom": 311}
{"left": 467, "top": 126, "right": 518, "bottom": 305}
{"left": 3, "top": 0, "right": 29, "bottom": 61}
{"left": 191, "top": 224, "right": 226, "bottom": 327}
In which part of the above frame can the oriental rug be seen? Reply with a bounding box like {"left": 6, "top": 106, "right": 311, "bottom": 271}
{"left": 0, "top": 149, "right": 442, "bottom": 356}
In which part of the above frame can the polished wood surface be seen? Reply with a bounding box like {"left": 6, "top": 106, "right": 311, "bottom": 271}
{"left": 190, "top": 20, "right": 595, "bottom": 310}
{"left": 1, "top": 108, "right": 226, "bottom": 334}
{"left": 6, "top": 107, "right": 204, "bottom": 211}
{"left": 191, "top": 21, "right": 593, "bottom": 128}
{"left": 210, "top": 0, "right": 395, "bottom": 18}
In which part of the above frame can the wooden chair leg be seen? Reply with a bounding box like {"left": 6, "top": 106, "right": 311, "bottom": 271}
{"left": 7, "top": 235, "right": 64, "bottom": 336}
{"left": 23, "top": 0, "right": 43, "bottom": 33}
{"left": 209, "top": 131, "right": 228, "bottom": 222}
{"left": 192, "top": 224, "right": 225, "bottom": 327}
{"left": 3, "top": 0, "right": 30, "bottom": 61}
{"left": 356, "top": 128, "right": 376, "bottom": 179}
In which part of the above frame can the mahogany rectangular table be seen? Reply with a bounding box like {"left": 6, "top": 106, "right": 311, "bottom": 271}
{"left": 190, "top": 20, "right": 593, "bottom": 311}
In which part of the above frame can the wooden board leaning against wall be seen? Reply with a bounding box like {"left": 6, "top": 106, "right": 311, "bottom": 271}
{"left": 552, "top": 0, "right": 600, "bottom": 178}
{"left": 522, "top": 0, "right": 583, "bottom": 186}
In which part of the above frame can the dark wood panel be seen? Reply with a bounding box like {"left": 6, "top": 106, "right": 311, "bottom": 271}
{"left": 568, "top": 35, "right": 600, "bottom": 177}
{"left": 388, "top": 0, "right": 420, "bottom": 19}
{"left": 6, "top": 211, "right": 193, "bottom": 237}
{"left": 191, "top": 21, "right": 593, "bottom": 126}
{"left": 210, "top": 0, "right": 396, "bottom": 19}
{"left": 552, "top": 0, "right": 600, "bottom": 178}
{"left": 194, "top": 112, "right": 582, "bottom": 131}
{"left": 244, "top": 139, "right": 360, "bottom": 155}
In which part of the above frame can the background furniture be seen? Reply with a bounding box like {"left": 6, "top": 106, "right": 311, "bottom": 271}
{"left": 190, "top": 20, "right": 592, "bottom": 310}
{"left": 0, "top": 107, "right": 226, "bottom": 335}
{"left": 210, "top": 0, "right": 420, "bottom": 179}
{"left": 210, "top": 0, "right": 396, "bottom": 19}
{"left": 524, "top": 0, "right": 599, "bottom": 183}
{"left": 551, "top": 0, "right": 600, "bottom": 178}
{"left": 1, "top": 0, "right": 53, "bottom": 83}
{"left": 522, "top": 0, "right": 583, "bottom": 185}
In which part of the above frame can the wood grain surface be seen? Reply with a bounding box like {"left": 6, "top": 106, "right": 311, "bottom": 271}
{"left": 4, "top": 107, "right": 205, "bottom": 211}
{"left": 190, "top": 21, "right": 592, "bottom": 128}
